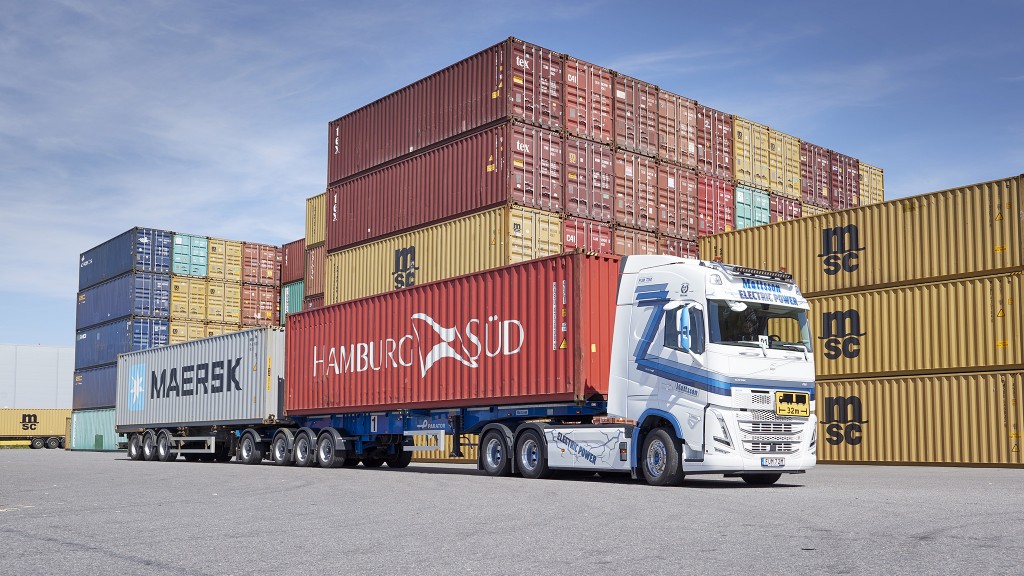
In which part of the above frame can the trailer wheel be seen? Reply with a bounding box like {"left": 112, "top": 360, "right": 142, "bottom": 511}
{"left": 142, "top": 430, "right": 158, "bottom": 461}
{"left": 271, "top": 433, "right": 293, "bottom": 466}
{"left": 156, "top": 430, "right": 176, "bottom": 462}
{"left": 127, "top": 434, "right": 143, "bottom": 461}
{"left": 516, "top": 430, "right": 551, "bottom": 479}
{"left": 317, "top": 434, "right": 346, "bottom": 468}
{"left": 239, "top": 433, "right": 264, "bottom": 465}
{"left": 480, "top": 431, "right": 512, "bottom": 476}
{"left": 361, "top": 455, "right": 385, "bottom": 468}
{"left": 741, "top": 473, "right": 782, "bottom": 486}
{"left": 30, "top": 437, "right": 45, "bottom": 450}
{"left": 45, "top": 437, "right": 61, "bottom": 449}
{"left": 293, "top": 432, "right": 315, "bottom": 467}
{"left": 385, "top": 447, "right": 413, "bottom": 469}
{"left": 641, "top": 428, "right": 684, "bottom": 486}
{"left": 214, "top": 441, "right": 234, "bottom": 462}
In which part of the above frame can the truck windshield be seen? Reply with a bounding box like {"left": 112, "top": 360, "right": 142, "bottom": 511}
{"left": 707, "top": 300, "right": 813, "bottom": 352}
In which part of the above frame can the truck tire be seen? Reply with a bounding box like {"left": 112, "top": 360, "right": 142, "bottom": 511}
{"left": 156, "top": 430, "right": 176, "bottom": 462}
{"left": 316, "top": 434, "right": 346, "bottom": 468}
{"left": 480, "top": 431, "right": 512, "bottom": 476}
{"left": 128, "top": 434, "right": 144, "bottom": 461}
{"left": 293, "top": 432, "right": 315, "bottom": 467}
{"left": 361, "top": 455, "right": 385, "bottom": 468}
{"left": 30, "top": 437, "right": 45, "bottom": 450}
{"left": 641, "top": 428, "right": 684, "bottom": 486}
{"left": 515, "top": 430, "right": 551, "bottom": 479}
{"left": 239, "top": 433, "right": 264, "bottom": 465}
{"left": 342, "top": 457, "right": 360, "bottom": 467}
{"left": 385, "top": 447, "right": 413, "bottom": 469}
{"left": 45, "top": 437, "right": 60, "bottom": 449}
{"left": 142, "top": 431, "right": 158, "bottom": 461}
{"left": 741, "top": 473, "right": 782, "bottom": 486}
{"left": 214, "top": 441, "right": 234, "bottom": 462}
{"left": 271, "top": 433, "right": 293, "bottom": 466}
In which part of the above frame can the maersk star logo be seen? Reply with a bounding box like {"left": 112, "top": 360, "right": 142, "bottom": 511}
{"left": 128, "top": 363, "right": 146, "bottom": 411}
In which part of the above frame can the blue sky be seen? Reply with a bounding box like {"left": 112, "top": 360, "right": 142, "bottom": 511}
{"left": 1, "top": 0, "right": 1021, "bottom": 346}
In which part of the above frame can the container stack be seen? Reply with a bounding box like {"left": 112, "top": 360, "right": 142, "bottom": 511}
{"left": 700, "top": 174, "right": 1024, "bottom": 467}
{"left": 74, "top": 227, "right": 284, "bottom": 450}
{"left": 280, "top": 238, "right": 305, "bottom": 324}
{"left": 303, "top": 193, "right": 326, "bottom": 311}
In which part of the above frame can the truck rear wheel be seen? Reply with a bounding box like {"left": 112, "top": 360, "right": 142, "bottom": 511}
{"left": 142, "top": 431, "right": 157, "bottom": 461}
{"left": 45, "top": 437, "right": 60, "bottom": 449}
{"left": 293, "top": 432, "right": 315, "bottom": 467}
{"left": 271, "top": 433, "right": 293, "bottom": 466}
{"left": 239, "top": 433, "right": 264, "bottom": 465}
{"left": 317, "top": 434, "right": 346, "bottom": 468}
{"left": 156, "top": 430, "right": 176, "bottom": 462}
{"left": 641, "top": 428, "right": 684, "bottom": 486}
{"left": 385, "top": 447, "right": 413, "bottom": 469}
{"left": 128, "top": 434, "right": 143, "bottom": 461}
{"left": 480, "top": 431, "right": 512, "bottom": 476}
{"left": 362, "top": 455, "right": 385, "bottom": 468}
{"left": 30, "top": 437, "right": 44, "bottom": 450}
{"left": 515, "top": 430, "right": 551, "bottom": 479}
{"left": 741, "top": 473, "right": 782, "bottom": 486}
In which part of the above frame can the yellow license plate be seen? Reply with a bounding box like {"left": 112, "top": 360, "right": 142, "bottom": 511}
{"left": 775, "top": 391, "right": 809, "bottom": 417}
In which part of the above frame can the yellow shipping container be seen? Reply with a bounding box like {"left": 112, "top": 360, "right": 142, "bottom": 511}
{"left": 411, "top": 433, "right": 479, "bottom": 464}
{"left": 768, "top": 130, "right": 801, "bottom": 199}
{"left": 0, "top": 409, "right": 71, "bottom": 440}
{"left": 206, "top": 281, "right": 225, "bottom": 323}
{"left": 188, "top": 278, "right": 208, "bottom": 321}
{"left": 169, "top": 320, "right": 206, "bottom": 344}
{"left": 170, "top": 277, "right": 190, "bottom": 320}
{"left": 859, "top": 162, "right": 884, "bottom": 206}
{"left": 800, "top": 202, "right": 830, "bottom": 218}
{"left": 204, "top": 322, "right": 242, "bottom": 338}
{"left": 325, "top": 206, "right": 562, "bottom": 304}
{"left": 207, "top": 239, "right": 244, "bottom": 282}
{"left": 702, "top": 175, "right": 1022, "bottom": 296}
{"left": 306, "top": 193, "right": 326, "bottom": 247}
{"left": 807, "top": 273, "right": 1022, "bottom": 380}
{"left": 733, "top": 117, "right": 771, "bottom": 191}
{"left": 817, "top": 372, "right": 1022, "bottom": 467}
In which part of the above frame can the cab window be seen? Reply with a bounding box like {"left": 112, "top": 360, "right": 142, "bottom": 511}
{"left": 664, "top": 304, "right": 705, "bottom": 355}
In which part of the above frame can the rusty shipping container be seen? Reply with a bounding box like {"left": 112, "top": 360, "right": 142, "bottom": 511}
{"left": 657, "top": 164, "right": 698, "bottom": 241}
{"left": 769, "top": 193, "right": 803, "bottom": 223}
{"left": 830, "top": 151, "right": 861, "bottom": 210}
{"left": 563, "top": 56, "right": 613, "bottom": 144}
{"left": 614, "top": 150, "right": 658, "bottom": 231}
{"left": 306, "top": 193, "right": 326, "bottom": 247}
{"left": 324, "top": 206, "right": 562, "bottom": 304}
{"left": 242, "top": 243, "right": 282, "bottom": 287}
{"left": 659, "top": 236, "right": 698, "bottom": 259}
{"left": 696, "top": 105, "right": 733, "bottom": 179}
{"left": 327, "top": 121, "right": 564, "bottom": 251}
{"left": 657, "top": 90, "right": 697, "bottom": 168}
{"left": 613, "top": 74, "right": 658, "bottom": 157}
{"left": 769, "top": 130, "right": 801, "bottom": 199}
{"left": 733, "top": 117, "right": 770, "bottom": 191}
{"left": 285, "top": 252, "right": 619, "bottom": 414}
{"left": 241, "top": 284, "right": 280, "bottom": 327}
{"left": 305, "top": 244, "right": 326, "bottom": 297}
{"left": 800, "top": 141, "right": 831, "bottom": 208}
{"left": 563, "top": 217, "right": 614, "bottom": 254}
{"left": 700, "top": 175, "right": 1023, "bottom": 296}
{"left": 327, "top": 37, "right": 562, "bottom": 184}
{"left": 697, "top": 174, "right": 735, "bottom": 237}
{"left": 282, "top": 239, "right": 305, "bottom": 285}
{"left": 860, "top": 162, "right": 885, "bottom": 206}
{"left": 564, "top": 136, "right": 614, "bottom": 222}
{"left": 613, "top": 227, "right": 658, "bottom": 256}
{"left": 817, "top": 372, "right": 1023, "bottom": 467}
{"left": 304, "top": 295, "right": 323, "bottom": 311}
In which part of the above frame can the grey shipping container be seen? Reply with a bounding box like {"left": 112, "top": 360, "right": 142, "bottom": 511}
{"left": 115, "top": 327, "right": 285, "bottom": 431}
{"left": 79, "top": 227, "right": 173, "bottom": 291}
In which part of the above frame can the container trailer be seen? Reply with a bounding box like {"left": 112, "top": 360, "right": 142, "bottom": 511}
{"left": 116, "top": 253, "right": 817, "bottom": 485}
{"left": 1, "top": 409, "right": 70, "bottom": 449}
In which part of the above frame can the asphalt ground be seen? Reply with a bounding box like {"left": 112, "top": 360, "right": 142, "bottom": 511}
{"left": 2, "top": 449, "right": 1022, "bottom": 575}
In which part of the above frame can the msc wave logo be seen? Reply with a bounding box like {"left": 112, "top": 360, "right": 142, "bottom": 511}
{"left": 818, "top": 224, "right": 863, "bottom": 276}
{"left": 128, "top": 363, "right": 146, "bottom": 411}
{"left": 392, "top": 246, "right": 418, "bottom": 289}
{"left": 819, "top": 310, "right": 866, "bottom": 360}
{"left": 821, "top": 395, "right": 868, "bottom": 446}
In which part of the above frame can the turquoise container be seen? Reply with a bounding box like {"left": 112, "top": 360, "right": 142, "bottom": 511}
{"left": 735, "top": 185, "right": 771, "bottom": 230}
{"left": 172, "top": 234, "right": 209, "bottom": 277}
{"left": 281, "top": 280, "right": 305, "bottom": 324}
{"left": 69, "top": 408, "right": 125, "bottom": 451}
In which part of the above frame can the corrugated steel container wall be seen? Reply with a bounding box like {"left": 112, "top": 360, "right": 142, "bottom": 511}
{"left": 769, "top": 194, "right": 803, "bottom": 223}
{"left": 817, "top": 372, "right": 1023, "bottom": 466}
{"left": 242, "top": 243, "right": 282, "bottom": 287}
{"left": 657, "top": 90, "right": 697, "bottom": 168}
{"left": 0, "top": 409, "right": 70, "bottom": 438}
{"left": 657, "top": 164, "right": 698, "bottom": 241}
{"left": 170, "top": 277, "right": 208, "bottom": 322}
{"left": 327, "top": 122, "right": 565, "bottom": 251}
{"left": 860, "top": 162, "right": 885, "bottom": 206}
{"left": 285, "top": 253, "right": 620, "bottom": 414}
{"left": 328, "top": 38, "right": 563, "bottom": 184}
{"left": 613, "top": 74, "right": 658, "bottom": 157}
{"left": 303, "top": 295, "right": 323, "bottom": 311}
{"left": 73, "top": 365, "right": 118, "bottom": 410}
{"left": 282, "top": 239, "right": 306, "bottom": 284}
{"left": 613, "top": 227, "right": 658, "bottom": 256}
{"left": 168, "top": 320, "right": 207, "bottom": 345}
{"left": 324, "top": 206, "right": 562, "bottom": 304}
{"left": 281, "top": 281, "right": 305, "bottom": 324}
{"left": 697, "top": 174, "right": 735, "bottom": 237}
{"left": 659, "top": 236, "right": 699, "bottom": 259}
{"left": 808, "top": 274, "right": 1023, "bottom": 380}
{"left": 564, "top": 136, "right": 614, "bottom": 221}
{"left": 170, "top": 276, "right": 188, "bottom": 320}
{"left": 76, "top": 272, "right": 171, "bottom": 330}
{"left": 801, "top": 202, "right": 830, "bottom": 218}
{"left": 188, "top": 277, "right": 208, "bottom": 321}
{"left": 69, "top": 408, "right": 122, "bottom": 451}
{"left": 735, "top": 185, "right": 771, "bottom": 230}
{"left": 306, "top": 193, "right": 326, "bottom": 247}
{"left": 700, "top": 176, "right": 1023, "bottom": 296}
{"left": 732, "top": 117, "right": 770, "bottom": 191}
{"left": 411, "top": 433, "right": 479, "bottom": 464}
{"left": 172, "top": 234, "right": 209, "bottom": 277}
{"left": 205, "top": 280, "right": 229, "bottom": 323}
{"left": 830, "top": 151, "right": 861, "bottom": 210}
{"left": 562, "top": 217, "right": 614, "bottom": 254}
{"left": 800, "top": 141, "right": 831, "bottom": 208}
{"left": 614, "top": 150, "right": 658, "bottom": 230}
{"left": 79, "top": 227, "right": 172, "bottom": 291}
{"left": 769, "top": 130, "right": 801, "bottom": 199}
{"left": 305, "top": 244, "right": 326, "bottom": 297}
{"left": 207, "top": 238, "right": 243, "bottom": 282}
{"left": 115, "top": 328, "right": 286, "bottom": 429}
{"left": 563, "top": 56, "right": 613, "bottom": 144}
{"left": 241, "top": 284, "right": 280, "bottom": 327}
{"left": 75, "top": 318, "right": 169, "bottom": 371}
{"left": 696, "top": 105, "right": 733, "bottom": 179}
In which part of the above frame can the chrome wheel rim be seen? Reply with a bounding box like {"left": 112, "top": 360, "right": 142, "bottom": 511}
{"left": 646, "top": 439, "right": 667, "bottom": 478}
{"left": 485, "top": 438, "right": 504, "bottom": 470}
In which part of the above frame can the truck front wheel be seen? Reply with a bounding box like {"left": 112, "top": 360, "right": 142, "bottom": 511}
{"left": 641, "top": 428, "right": 684, "bottom": 487}
{"left": 480, "top": 431, "right": 512, "bottom": 477}
{"left": 127, "top": 434, "right": 143, "bottom": 461}
{"left": 516, "top": 430, "right": 551, "bottom": 479}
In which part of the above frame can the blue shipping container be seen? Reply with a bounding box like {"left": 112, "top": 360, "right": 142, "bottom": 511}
{"left": 74, "top": 317, "right": 169, "bottom": 370}
{"left": 79, "top": 227, "right": 173, "bottom": 291}
{"left": 73, "top": 364, "right": 118, "bottom": 410}
{"left": 76, "top": 272, "right": 171, "bottom": 330}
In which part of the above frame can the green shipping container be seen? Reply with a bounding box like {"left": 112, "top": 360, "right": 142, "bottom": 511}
{"left": 735, "top": 185, "right": 770, "bottom": 229}
{"left": 281, "top": 280, "right": 305, "bottom": 324}
{"left": 69, "top": 408, "right": 124, "bottom": 451}
{"left": 172, "top": 234, "right": 209, "bottom": 277}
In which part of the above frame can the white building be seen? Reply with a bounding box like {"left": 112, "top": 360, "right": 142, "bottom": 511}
{"left": 0, "top": 344, "right": 74, "bottom": 409}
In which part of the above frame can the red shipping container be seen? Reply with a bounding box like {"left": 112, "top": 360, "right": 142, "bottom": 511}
{"left": 242, "top": 284, "right": 280, "bottom": 327}
{"left": 657, "top": 164, "right": 698, "bottom": 241}
{"left": 327, "top": 38, "right": 563, "bottom": 184}
{"left": 304, "top": 295, "right": 323, "bottom": 311}
{"left": 285, "top": 253, "right": 619, "bottom": 414}
{"left": 696, "top": 105, "right": 733, "bottom": 179}
{"left": 305, "top": 244, "right": 325, "bottom": 297}
{"left": 800, "top": 141, "right": 831, "bottom": 208}
{"left": 242, "top": 243, "right": 282, "bottom": 286}
{"left": 613, "top": 74, "right": 658, "bottom": 157}
{"left": 563, "top": 56, "right": 614, "bottom": 144}
{"left": 327, "top": 122, "right": 564, "bottom": 251}
{"left": 614, "top": 151, "right": 658, "bottom": 231}
{"left": 659, "top": 236, "right": 699, "bottom": 259}
{"left": 658, "top": 90, "right": 698, "bottom": 168}
{"left": 769, "top": 194, "right": 803, "bottom": 223}
{"left": 613, "top": 227, "right": 658, "bottom": 256}
{"left": 697, "top": 174, "right": 735, "bottom": 237}
{"left": 830, "top": 151, "right": 861, "bottom": 210}
{"left": 564, "top": 136, "right": 614, "bottom": 221}
{"left": 562, "top": 217, "right": 614, "bottom": 254}
{"left": 282, "top": 239, "right": 305, "bottom": 285}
